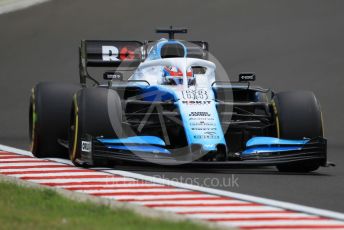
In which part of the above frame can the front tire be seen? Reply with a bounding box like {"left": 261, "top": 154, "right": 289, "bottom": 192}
{"left": 273, "top": 91, "right": 324, "bottom": 172}
{"left": 69, "top": 87, "right": 123, "bottom": 167}
{"left": 29, "top": 82, "right": 81, "bottom": 158}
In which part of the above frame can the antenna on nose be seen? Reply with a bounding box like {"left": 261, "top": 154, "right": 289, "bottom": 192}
{"left": 156, "top": 26, "right": 188, "bottom": 40}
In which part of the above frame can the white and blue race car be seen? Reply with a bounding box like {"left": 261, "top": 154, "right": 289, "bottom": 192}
{"left": 29, "top": 28, "right": 329, "bottom": 172}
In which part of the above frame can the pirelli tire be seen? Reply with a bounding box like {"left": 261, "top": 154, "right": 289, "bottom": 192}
{"left": 272, "top": 91, "right": 324, "bottom": 173}
{"left": 69, "top": 87, "right": 123, "bottom": 167}
{"left": 29, "top": 82, "right": 81, "bottom": 158}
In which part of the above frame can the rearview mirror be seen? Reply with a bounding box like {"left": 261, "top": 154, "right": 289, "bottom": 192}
{"left": 239, "top": 73, "right": 256, "bottom": 82}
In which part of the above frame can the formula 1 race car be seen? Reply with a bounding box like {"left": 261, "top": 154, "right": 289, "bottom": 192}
{"left": 29, "top": 27, "right": 329, "bottom": 172}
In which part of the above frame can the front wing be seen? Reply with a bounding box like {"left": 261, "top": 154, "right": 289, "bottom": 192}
{"left": 78, "top": 136, "right": 328, "bottom": 168}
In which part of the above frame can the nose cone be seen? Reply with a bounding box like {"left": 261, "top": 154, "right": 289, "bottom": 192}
{"left": 175, "top": 88, "right": 227, "bottom": 152}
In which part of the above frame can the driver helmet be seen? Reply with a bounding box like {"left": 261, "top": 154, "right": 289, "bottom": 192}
{"left": 162, "top": 66, "right": 195, "bottom": 85}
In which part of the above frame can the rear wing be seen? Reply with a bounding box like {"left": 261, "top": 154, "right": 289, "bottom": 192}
{"left": 79, "top": 40, "right": 144, "bottom": 86}
{"left": 79, "top": 40, "right": 209, "bottom": 86}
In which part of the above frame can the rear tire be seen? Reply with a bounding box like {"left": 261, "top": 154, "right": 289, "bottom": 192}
{"left": 69, "top": 87, "right": 123, "bottom": 167}
{"left": 273, "top": 91, "right": 324, "bottom": 172}
{"left": 29, "top": 82, "right": 81, "bottom": 158}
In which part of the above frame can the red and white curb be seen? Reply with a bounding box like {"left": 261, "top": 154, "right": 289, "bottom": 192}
{"left": 1, "top": 144, "right": 344, "bottom": 230}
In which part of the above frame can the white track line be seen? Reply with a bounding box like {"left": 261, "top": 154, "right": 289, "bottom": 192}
{"left": 0, "top": 145, "right": 32, "bottom": 156}
{"left": 46, "top": 158, "right": 74, "bottom": 165}
{"left": 0, "top": 0, "right": 51, "bottom": 15}
{"left": 0, "top": 155, "right": 32, "bottom": 158}
{"left": 1, "top": 144, "right": 344, "bottom": 222}
{"left": 0, "top": 158, "right": 42, "bottom": 162}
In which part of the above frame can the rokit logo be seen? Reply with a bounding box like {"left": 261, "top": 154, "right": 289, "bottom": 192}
{"left": 102, "top": 46, "right": 120, "bottom": 61}
{"left": 102, "top": 46, "right": 136, "bottom": 61}
{"left": 182, "top": 100, "right": 211, "bottom": 105}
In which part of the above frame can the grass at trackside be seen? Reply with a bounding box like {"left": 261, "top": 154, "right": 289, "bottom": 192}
{"left": 0, "top": 181, "right": 211, "bottom": 230}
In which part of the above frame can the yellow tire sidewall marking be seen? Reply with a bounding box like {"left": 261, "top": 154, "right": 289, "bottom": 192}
{"left": 272, "top": 100, "right": 280, "bottom": 138}
{"left": 71, "top": 95, "right": 79, "bottom": 161}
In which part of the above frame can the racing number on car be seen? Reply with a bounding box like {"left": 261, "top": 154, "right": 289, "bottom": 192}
{"left": 182, "top": 89, "right": 208, "bottom": 100}
{"left": 183, "top": 90, "right": 194, "bottom": 100}
{"left": 196, "top": 89, "right": 208, "bottom": 100}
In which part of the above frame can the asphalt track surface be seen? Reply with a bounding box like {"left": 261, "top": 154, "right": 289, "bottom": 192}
{"left": 0, "top": 0, "right": 343, "bottom": 213}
